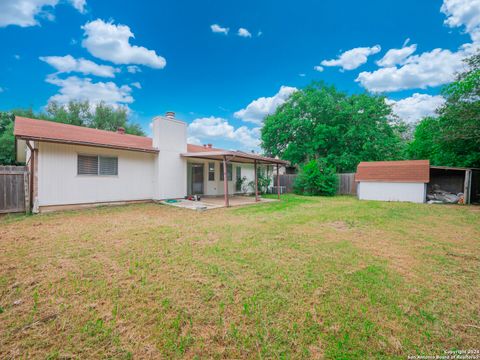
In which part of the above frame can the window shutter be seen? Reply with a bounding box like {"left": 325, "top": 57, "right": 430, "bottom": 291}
{"left": 99, "top": 156, "right": 118, "bottom": 175}
{"left": 78, "top": 155, "right": 98, "bottom": 175}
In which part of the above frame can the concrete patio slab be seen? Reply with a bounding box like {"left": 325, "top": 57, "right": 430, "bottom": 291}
{"left": 160, "top": 196, "right": 276, "bottom": 210}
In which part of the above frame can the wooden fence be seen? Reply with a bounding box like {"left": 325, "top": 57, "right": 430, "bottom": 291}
{"left": 0, "top": 166, "right": 29, "bottom": 214}
{"left": 273, "top": 174, "right": 297, "bottom": 193}
{"left": 273, "top": 172, "right": 357, "bottom": 195}
{"left": 337, "top": 173, "right": 357, "bottom": 195}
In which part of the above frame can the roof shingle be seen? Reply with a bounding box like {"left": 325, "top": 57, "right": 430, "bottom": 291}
{"left": 355, "top": 160, "right": 430, "bottom": 183}
{"left": 14, "top": 116, "right": 157, "bottom": 153}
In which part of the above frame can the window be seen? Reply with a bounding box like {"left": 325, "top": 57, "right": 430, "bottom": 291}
{"left": 99, "top": 156, "right": 118, "bottom": 175}
{"left": 78, "top": 155, "right": 118, "bottom": 176}
{"left": 78, "top": 155, "right": 98, "bottom": 175}
{"left": 220, "top": 163, "right": 232, "bottom": 181}
{"left": 208, "top": 162, "right": 215, "bottom": 181}
{"left": 236, "top": 166, "right": 242, "bottom": 191}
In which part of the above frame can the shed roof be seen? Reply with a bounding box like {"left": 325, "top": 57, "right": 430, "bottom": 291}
{"left": 355, "top": 160, "right": 430, "bottom": 183}
{"left": 14, "top": 116, "right": 158, "bottom": 153}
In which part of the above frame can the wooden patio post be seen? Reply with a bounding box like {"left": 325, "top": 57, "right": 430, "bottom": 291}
{"left": 223, "top": 156, "right": 229, "bottom": 207}
{"left": 254, "top": 160, "right": 259, "bottom": 202}
{"left": 277, "top": 163, "right": 280, "bottom": 200}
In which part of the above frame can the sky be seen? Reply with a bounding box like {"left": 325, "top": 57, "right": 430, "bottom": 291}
{"left": 0, "top": 0, "right": 479, "bottom": 151}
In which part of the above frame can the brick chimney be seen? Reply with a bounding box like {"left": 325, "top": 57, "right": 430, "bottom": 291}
{"left": 117, "top": 127, "right": 125, "bottom": 134}
{"left": 207, "top": 144, "right": 212, "bottom": 148}
{"left": 165, "top": 111, "right": 175, "bottom": 119}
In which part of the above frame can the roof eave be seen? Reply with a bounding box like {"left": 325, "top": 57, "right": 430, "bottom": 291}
{"left": 181, "top": 151, "right": 289, "bottom": 165}
{"left": 15, "top": 135, "right": 159, "bottom": 154}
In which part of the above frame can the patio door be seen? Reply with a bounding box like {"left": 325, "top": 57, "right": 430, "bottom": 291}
{"left": 191, "top": 164, "right": 204, "bottom": 195}
{"left": 236, "top": 166, "right": 242, "bottom": 192}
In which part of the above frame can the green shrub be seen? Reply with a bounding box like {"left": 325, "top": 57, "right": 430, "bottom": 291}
{"left": 247, "top": 171, "right": 272, "bottom": 194}
{"left": 293, "top": 159, "right": 337, "bottom": 196}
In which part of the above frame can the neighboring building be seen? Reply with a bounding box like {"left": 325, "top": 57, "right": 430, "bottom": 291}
{"left": 355, "top": 160, "right": 480, "bottom": 204}
{"left": 14, "top": 113, "right": 288, "bottom": 213}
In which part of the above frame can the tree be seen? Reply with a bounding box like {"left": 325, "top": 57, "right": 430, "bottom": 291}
{"left": 45, "top": 101, "right": 92, "bottom": 126}
{"left": 407, "top": 52, "right": 480, "bottom": 167}
{"left": 261, "top": 82, "right": 406, "bottom": 172}
{"left": 0, "top": 101, "right": 146, "bottom": 165}
{"left": 0, "top": 113, "right": 16, "bottom": 165}
{"left": 293, "top": 159, "right": 337, "bottom": 196}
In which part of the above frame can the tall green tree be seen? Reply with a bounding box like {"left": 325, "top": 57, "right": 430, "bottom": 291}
{"left": 408, "top": 52, "right": 480, "bottom": 167}
{"left": 261, "top": 82, "right": 406, "bottom": 172}
{"left": 0, "top": 101, "right": 145, "bottom": 165}
{"left": 0, "top": 113, "right": 16, "bottom": 165}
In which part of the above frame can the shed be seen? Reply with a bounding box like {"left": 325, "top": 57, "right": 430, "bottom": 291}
{"left": 355, "top": 160, "right": 429, "bottom": 203}
{"left": 355, "top": 160, "right": 480, "bottom": 204}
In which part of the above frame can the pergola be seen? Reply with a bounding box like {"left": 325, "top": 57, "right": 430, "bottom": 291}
{"left": 181, "top": 149, "right": 289, "bottom": 207}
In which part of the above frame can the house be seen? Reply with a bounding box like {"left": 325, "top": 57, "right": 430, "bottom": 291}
{"left": 355, "top": 160, "right": 480, "bottom": 204}
{"left": 14, "top": 113, "right": 288, "bottom": 213}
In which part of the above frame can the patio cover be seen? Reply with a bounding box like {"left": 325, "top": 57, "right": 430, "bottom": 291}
{"left": 181, "top": 149, "right": 289, "bottom": 206}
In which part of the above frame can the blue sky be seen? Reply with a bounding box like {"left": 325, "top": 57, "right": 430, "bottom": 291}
{"left": 1, "top": 0, "right": 479, "bottom": 150}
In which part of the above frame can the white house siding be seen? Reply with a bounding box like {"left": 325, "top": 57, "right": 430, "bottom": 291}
{"left": 357, "top": 181, "right": 426, "bottom": 203}
{"left": 37, "top": 142, "right": 155, "bottom": 207}
{"left": 152, "top": 116, "right": 187, "bottom": 200}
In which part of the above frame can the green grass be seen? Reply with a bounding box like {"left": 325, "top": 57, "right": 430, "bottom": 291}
{"left": 0, "top": 195, "right": 479, "bottom": 358}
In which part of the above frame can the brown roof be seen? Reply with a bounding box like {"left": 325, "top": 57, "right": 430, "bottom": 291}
{"left": 14, "top": 116, "right": 288, "bottom": 164}
{"left": 14, "top": 116, "right": 158, "bottom": 153}
{"left": 355, "top": 160, "right": 430, "bottom": 183}
{"left": 187, "top": 144, "right": 224, "bottom": 153}
{"left": 182, "top": 148, "right": 289, "bottom": 165}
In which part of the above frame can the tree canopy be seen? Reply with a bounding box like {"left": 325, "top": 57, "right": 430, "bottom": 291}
{"left": 407, "top": 52, "right": 480, "bottom": 168}
{"left": 261, "top": 82, "right": 407, "bottom": 172}
{"left": 0, "top": 101, "right": 145, "bottom": 165}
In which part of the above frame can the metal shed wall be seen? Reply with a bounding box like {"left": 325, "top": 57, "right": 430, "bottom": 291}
{"left": 358, "top": 182, "right": 426, "bottom": 203}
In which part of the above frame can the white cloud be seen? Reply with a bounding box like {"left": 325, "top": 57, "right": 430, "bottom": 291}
{"left": 441, "top": 0, "right": 480, "bottom": 42}
{"left": 40, "top": 55, "right": 118, "bottom": 77}
{"left": 45, "top": 75, "right": 133, "bottom": 107}
{"left": 356, "top": 46, "right": 471, "bottom": 92}
{"left": 314, "top": 65, "right": 324, "bottom": 72}
{"left": 131, "top": 81, "right": 141, "bottom": 89}
{"left": 386, "top": 93, "right": 445, "bottom": 123}
{"left": 210, "top": 24, "right": 229, "bottom": 35}
{"left": 234, "top": 126, "right": 261, "bottom": 148}
{"left": 299, "top": 73, "right": 306, "bottom": 77}
{"left": 187, "top": 136, "right": 202, "bottom": 145}
{"left": 189, "top": 117, "right": 235, "bottom": 138}
{"left": 127, "top": 65, "right": 141, "bottom": 73}
{"left": 376, "top": 43, "right": 417, "bottom": 67}
{"left": 234, "top": 86, "right": 297, "bottom": 125}
{"left": 82, "top": 19, "right": 166, "bottom": 69}
{"left": 321, "top": 45, "right": 381, "bottom": 71}
{"left": 0, "top": 0, "right": 85, "bottom": 27}
{"left": 69, "top": 0, "right": 86, "bottom": 13}
{"left": 238, "top": 28, "right": 252, "bottom": 38}
{"left": 187, "top": 117, "right": 260, "bottom": 149}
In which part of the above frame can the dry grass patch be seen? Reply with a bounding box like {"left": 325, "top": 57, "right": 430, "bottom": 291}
{"left": 0, "top": 195, "right": 479, "bottom": 359}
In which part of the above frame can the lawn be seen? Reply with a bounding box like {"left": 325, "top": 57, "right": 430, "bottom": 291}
{"left": 0, "top": 195, "right": 479, "bottom": 359}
